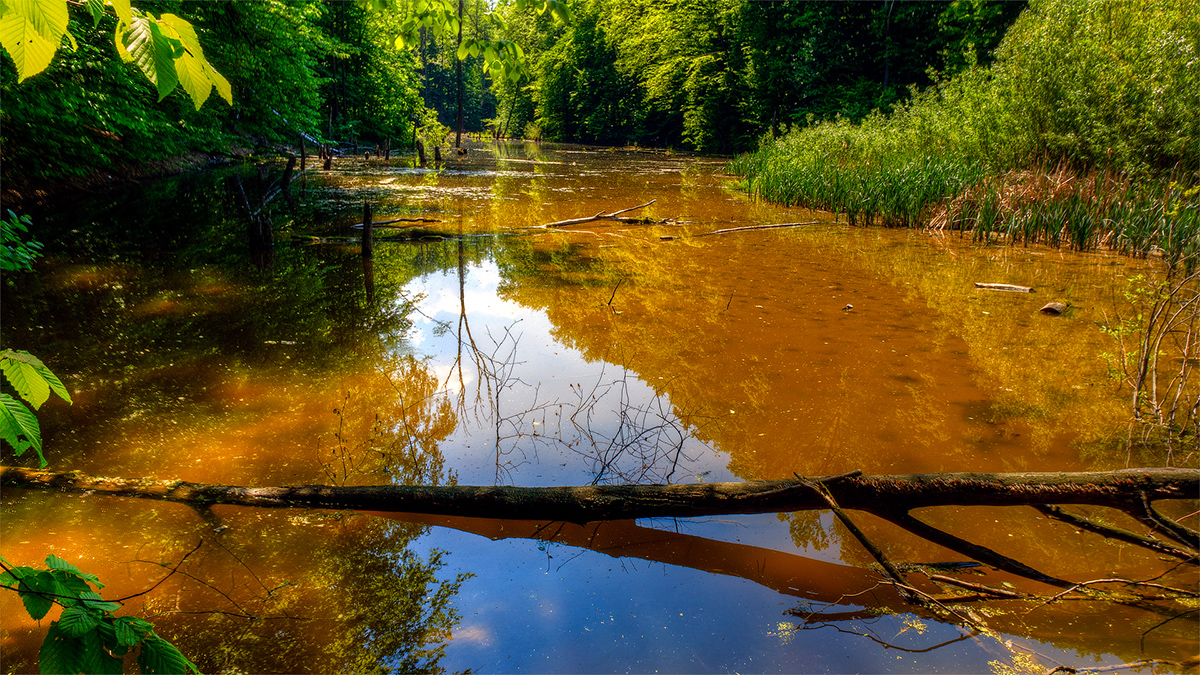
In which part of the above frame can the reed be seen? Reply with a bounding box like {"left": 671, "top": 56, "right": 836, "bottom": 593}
{"left": 732, "top": 142, "right": 1200, "bottom": 267}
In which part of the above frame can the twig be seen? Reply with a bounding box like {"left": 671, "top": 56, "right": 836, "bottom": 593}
{"left": 882, "top": 511, "right": 1073, "bottom": 588}
{"left": 1044, "top": 657, "right": 1200, "bottom": 674}
{"left": 351, "top": 217, "right": 441, "bottom": 228}
{"left": 1136, "top": 491, "right": 1200, "bottom": 549}
{"left": 541, "top": 200, "right": 657, "bottom": 228}
{"left": 1034, "top": 504, "right": 1198, "bottom": 563}
{"left": 660, "top": 221, "right": 818, "bottom": 240}
{"left": 799, "top": 476, "right": 920, "bottom": 604}
{"left": 927, "top": 574, "right": 1029, "bottom": 599}
{"left": 974, "top": 282, "right": 1034, "bottom": 292}
{"left": 111, "top": 540, "right": 204, "bottom": 603}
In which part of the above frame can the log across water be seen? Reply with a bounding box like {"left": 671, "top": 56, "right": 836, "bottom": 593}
{"left": 3, "top": 467, "right": 1194, "bottom": 522}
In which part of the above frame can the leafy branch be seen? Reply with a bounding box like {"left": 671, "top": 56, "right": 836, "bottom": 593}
{"left": 1, "top": 349, "right": 72, "bottom": 468}
{"left": 0, "top": 554, "right": 199, "bottom": 674}
{"left": 390, "top": 0, "right": 570, "bottom": 84}
{"left": 0, "top": 0, "right": 231, "bottom": 109}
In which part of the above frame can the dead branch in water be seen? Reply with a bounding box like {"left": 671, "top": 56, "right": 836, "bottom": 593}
{"left": 659, "top": 221, "right": 819, "bottom": 240}
{"left": 541, "top": 200, "right": 658, "bottom": 228}
{"left": 352, "top": 217, "right": 441, "bottom": 229}
{"left": 974, "top": 282, "right": 1034, "bottom": 292}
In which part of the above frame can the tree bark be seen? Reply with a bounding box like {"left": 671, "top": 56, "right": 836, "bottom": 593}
{"left": 2, "top": 467, "right": 1194, "bottom": 523}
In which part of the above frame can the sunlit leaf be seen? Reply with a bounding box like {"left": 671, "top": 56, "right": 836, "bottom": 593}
{"left": 122, "top": 14, "right": 179, "bottom": 100}
{"left": 1, "top": 392, "right": 43, "bottom": 464}
{"left": 0, "top": 0, "right": 66, "bottom": 82}
{"left": 106, "top": 0, "right": 131, "bottom": 27}
{"left": 1, "top": 351, "right": 50, "bottom": 408}
{"left": 201, "top": 59, "right": 231, "bottom": 105}
{"left": 84, "top": 0, "right": 103, "bottom": 27}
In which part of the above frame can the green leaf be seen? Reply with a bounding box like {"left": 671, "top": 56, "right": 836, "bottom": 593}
{"left": 0, "top": 349, "right": 66, "bottom": 408}
{"left": 122, "top": 14, "right": 179, "bottom": 100}
{"left": 1, "top": 392, "right": 44, "bottom": 465}
{"left": 45, "top": 555, "right": 100, "bottom": 588}
{"left": 107, "top": 0, "right": 130, "bottom": 27}
{"left": 20, "top": 570, "right": 58, "bottom": 620}
{"left": 78, "top": 626, "right": 123, "bottom": 674}
{"left": 0, "top": 564, "right": 37, "bottom": 588}
{"left": 0, "top": 0, "right": 66, "bottom": 82}
{"left": 39, "top": 622, "right": 86, "bottom": 675}
{"left": 1, "top": 352, "right": 48, "bottom": 407}
{"left": 201, "top": 58, "right": 231, "bottom": 105}
{"left": 78, "top": 590, "right": 121, "bottom": 612}
{"left": 455, "top": 39, "right": 468, "bottom": 61}
{"left": 58, "top": 607, "right": 102, "bottom": 637}
{"left": 114, "top": 616, "right": 149, "bottom": 648}
{"left": 84, "top": 0, "right": 103, "bottom": 27}
{"left": 138, "top": 634, "right": 199, "bottom": 674}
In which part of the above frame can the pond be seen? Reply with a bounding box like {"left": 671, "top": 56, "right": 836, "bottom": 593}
{"left": 2, "top": 142, "right": 1195, "bottom": 674}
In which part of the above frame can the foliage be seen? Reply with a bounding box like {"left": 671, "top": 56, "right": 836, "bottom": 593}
{"left": 1, "top": 210, "right": 42, "bottom": 272}
{"left": 495, "top": 0, "right": 1023, "bottom": 151}
{"left": 0, "top": 554, "right": 198, "bottom": 674}
{"left": 729, "top": 0, "right": 1200, "bottom": 258}
{"left": 0, "top": 349, "right": 72, "bottom": 467}
{"left": 0, "top": 0, "right": 230, "bottom": 108}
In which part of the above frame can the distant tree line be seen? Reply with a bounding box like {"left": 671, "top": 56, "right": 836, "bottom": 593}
{"left": 1, "top": 0, "right": 508, "bottom": 191}
{"left": 492, "top": 0, "right": 1025, "bottom": 152}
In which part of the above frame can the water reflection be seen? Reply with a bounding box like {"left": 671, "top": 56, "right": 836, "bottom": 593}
{"left": 2, "top": 142, "right": 1195, "bottom": 673}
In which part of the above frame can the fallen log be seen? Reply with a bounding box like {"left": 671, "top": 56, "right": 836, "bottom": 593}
{"left": 542, "top": 200, "right": 657, "bottom": 228}
{"left": 2, "top": 467, "right": 1194, "bottom": 523}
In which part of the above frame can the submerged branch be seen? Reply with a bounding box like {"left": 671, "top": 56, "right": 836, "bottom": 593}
{"left": 660, "top": 221, "right": 819, "bottom": 240}
{"left": 541, "top": 200, "right": 657, "bottom": 228}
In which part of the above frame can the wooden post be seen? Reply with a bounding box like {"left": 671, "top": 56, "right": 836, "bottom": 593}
{"left": 434, "top": 146, "right": 441, "bottom": 163}
{"left": 418, "top": 141, "right": 426, "bottom": 167}
{"left": 362, "top": 201, "right": 373, "bottom": 259}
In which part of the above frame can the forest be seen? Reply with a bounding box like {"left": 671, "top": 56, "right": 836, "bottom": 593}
{"left": 2, "top": 0, "right": 1199, "bottom": 673}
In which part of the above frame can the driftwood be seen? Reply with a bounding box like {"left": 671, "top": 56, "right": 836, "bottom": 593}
{"left": 975, "top": 282, "right": 1034, "bottom": 292}
{"left": 660, "top": 221, "right": 819, "bottom": 240}
{"left": 352, "top": 217, "right": 441, "bottom": 229}
{"left": 542, "top": 200, "right": 658, "bottom": 228}
{"left": 2, "top": 467, "right": 1194, "bottom": 523}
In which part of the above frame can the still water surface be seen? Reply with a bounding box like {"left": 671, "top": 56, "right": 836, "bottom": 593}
{"left": 2, "top": 143, "right": 1195, "bottom": 673}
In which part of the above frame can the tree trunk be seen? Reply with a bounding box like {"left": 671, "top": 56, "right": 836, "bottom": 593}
{"left": 2, "top": 467, "right": 1194, "bottom": 523}
{"left": 455, "top": 0, "right": 464, "bottom": 148}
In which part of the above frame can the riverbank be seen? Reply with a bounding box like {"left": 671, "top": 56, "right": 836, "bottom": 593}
{"left": 1, "top": 152, "right": 235, "bottom": 211}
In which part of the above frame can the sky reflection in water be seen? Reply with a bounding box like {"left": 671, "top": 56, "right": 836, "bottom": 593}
{"left": 1, "top": 143, "right": 1194, "bottom": 673}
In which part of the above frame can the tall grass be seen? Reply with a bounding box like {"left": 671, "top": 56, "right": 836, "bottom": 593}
{"left": 728, "top": 0, "right": 1200, "bottom": 266}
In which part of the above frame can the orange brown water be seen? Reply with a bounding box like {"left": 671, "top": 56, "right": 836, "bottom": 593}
{"left": 2, "top": 142, "right": 1195, "bottom": 673}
